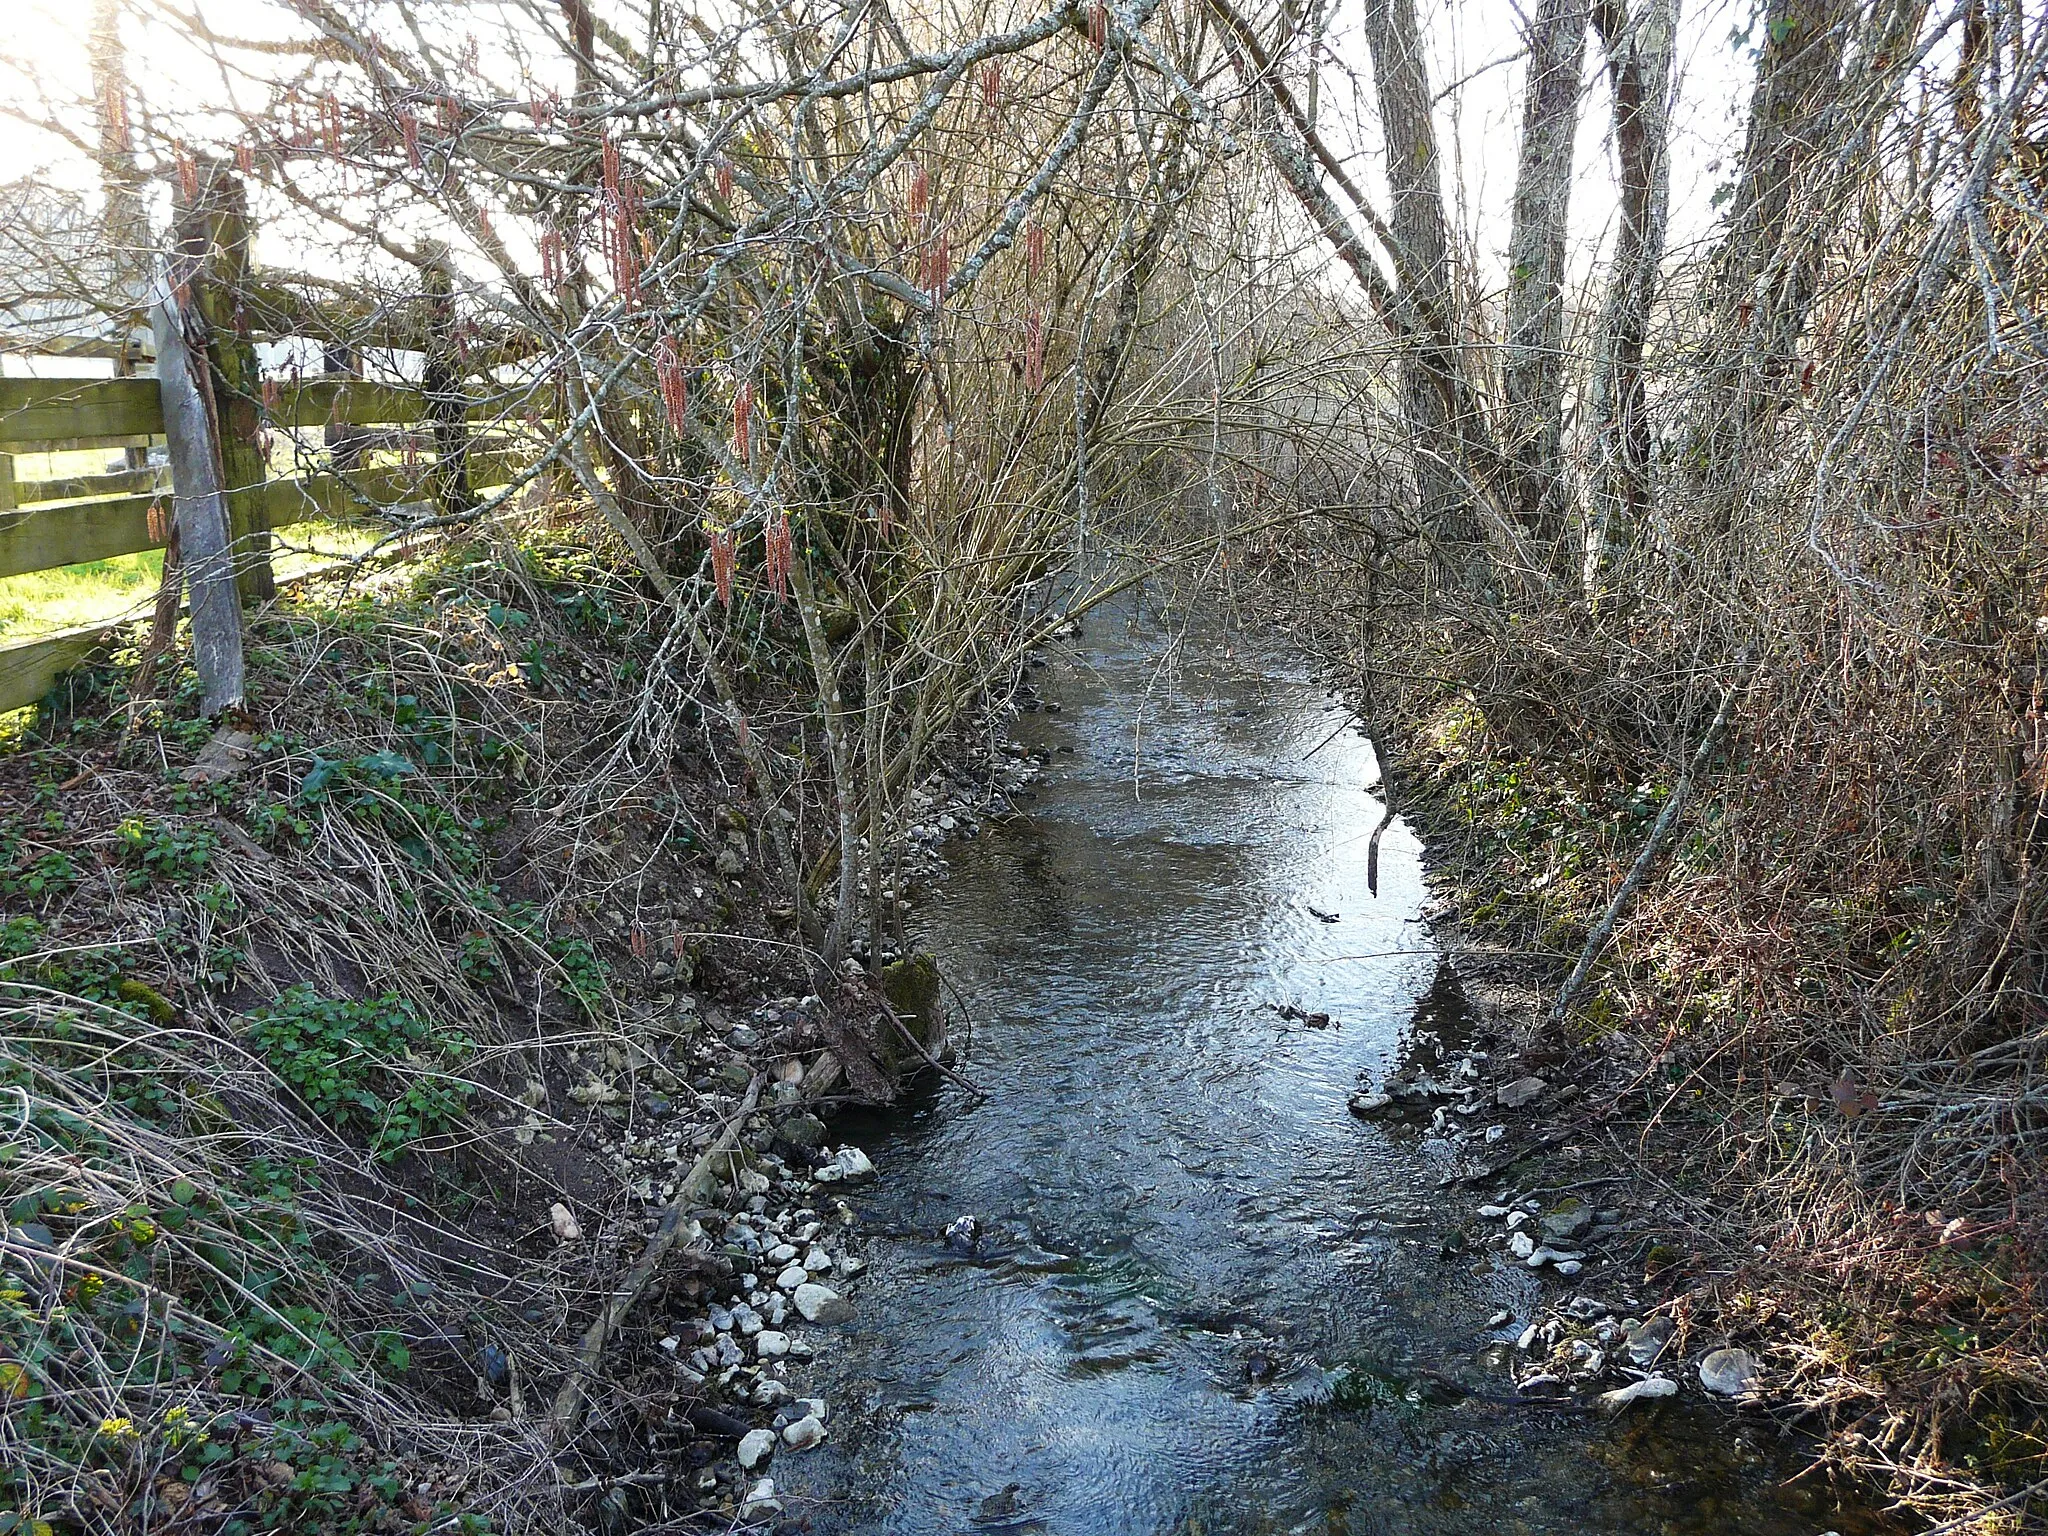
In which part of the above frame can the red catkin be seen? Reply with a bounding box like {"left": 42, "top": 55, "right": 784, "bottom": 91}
{"left": 1024, "top": 311, "right": 1046, "bottom": 394}
{"left": 654, "top": 336, "right": 689, "bottom": 434}
{"left": 764, "top": 511, "right": 794, "bottom": 602}
{"left": 710, "top": 524, "right": 737, "bottom": 606}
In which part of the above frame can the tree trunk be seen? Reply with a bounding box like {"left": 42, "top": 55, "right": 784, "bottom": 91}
{"left": 180, "top": 162, "right": 273, "bottom": 603}
{"left": 1702, "top": 0, "right": 1854, "bottom": 469}
{"left": 1361, "top": 0, "right": 1492, "bottom": 578}
{"left": 1502, "top": 0, "right": 1591, "bottom": 570}
{"left": 90, "top": 0, "right": 152, "bottom": 473}
{"left": 1584, "top": 0, "right": 1677, "bottom": 585}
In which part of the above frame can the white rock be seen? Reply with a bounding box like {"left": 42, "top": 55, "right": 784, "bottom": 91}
{"left": 1347, "top": 1092, "right": 1392, "bottom": 1115}
{"left": 732, "top": 1304, "right": 763, "bottom": 1337}
{"left": 1476, "top": 1204, "right": 1510, "bottom": 1219}
{"left": 804, "top": 1244, "right": 832, "bottom": 1273}
{"left": 776, "top": 1264, "right": 809, "bottom": 1291}
{"left": 1599, "top": 1376, "right": 1679, "bottom": 1413}
{"left": 1506, "top": 1210, "right": 1532, "bottom": 1232}
{"left": 752, "top": 1377, "right": 793, "bottom": 1406}
{"left": 793, "top": 1282, "right": 855, "bottom": 1324}
{"left": 839, "top": 1254, "right": 867, "bottom": 1277}
{"left": 738, "top": 1478, "right": 781, "bottom": 1519}
{"left": 830, "top": 1146, "right": 876, "bottom": 1181}
{"left": 1508, "top": 1231, "right": 1537, "bottom": 1259}
{"left": 1553, "top": 1259, "right": 1584, "bottom": 1277}
{"left": 755, "top": 1330, "right": 790, "bottom": 1359}
{"left": 1486, "top": 1309, "right": 1513, "bottom": 1329}
{"left": 1699, "top": 1347, "right": 1759, "bottom": 1397}
{"left": 766, "top": 1242, "right": 799, "bottom": 1265}
{"left": 781, "top": 1413, "right": 825, "bottom": 1450}
{"left": 549, "top": 1202, "right": 582, "bottom": 1242}
{"left": 1498, "top": 1076, "right": 1547, "bottom": 1109}
{"left": 1515, "top": 1324, "right": 1541, "bottom": 1351}
{"left": 738, "top": 1429, "right": 777, "bottom": 1469}
{"left": 797, "top": 1397, "right": 827, "bottom": 1423}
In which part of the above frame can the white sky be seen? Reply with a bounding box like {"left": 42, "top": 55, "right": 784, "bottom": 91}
{"left": 0, "top": 0, "right": 1765, "bottom": 310}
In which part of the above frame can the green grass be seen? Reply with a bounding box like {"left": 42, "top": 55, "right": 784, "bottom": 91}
{"left": 0, "top": 522, "right": 382, "bottom": 642}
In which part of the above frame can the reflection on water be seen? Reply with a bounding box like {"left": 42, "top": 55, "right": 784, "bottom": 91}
{"left": 784, "top": 601, "right": 1877, "bottom": 1535}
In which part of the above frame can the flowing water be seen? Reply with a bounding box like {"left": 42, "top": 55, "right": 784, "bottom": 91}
{"left": 783, "top": 601, "right": 1879, "bottom": 1535}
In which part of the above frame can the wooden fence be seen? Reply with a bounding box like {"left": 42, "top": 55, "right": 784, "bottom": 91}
{"left": 0, "top": 374, "right": 532, "bottom": 714}
{"left": 0, "top": 166, "right": 538, "bottom": 715}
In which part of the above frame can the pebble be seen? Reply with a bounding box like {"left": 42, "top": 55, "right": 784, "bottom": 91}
{"left": 1348, "top": 1092, "right": 1392, "bottom": 1116}
{"left": 1497, "top": 1076, "right": 1547, "bottom": 1109}
{"left": 755, "top": 1330, "right": 790, "bottom": 1359}
{"left": 794, "top": 1281, "right": 855, "bottom": 1324}
{"left": 776, "top": 1263, "right": 809, "bottom": 1290}
{"left": 781, "top": 1414, "right": 825, "bottom": 1450}
{"left": 1476, "top": 1204, "right": 1510, "bottom": 1219}
{"left": 804, "top": 1244, "right": 832, "bottom": 1272}
{"left": 1542, "top": 1205, "right": 1594, "bottom": 1243}
{"left": 1699, "top": 1347, "right": 1759, "bottom": 1397}
{"left": 1627, "top": 1316, "right": 1675, "bottom": 1366}
{"left": 1599, "top": 1376, "right": 1679, "bottom": 1413}
{"left": 738, "top": 1428, "right": 777, "bottom": 1469}
{"left": 738, "top": 1478, "right": 781, "bottom": 1519}
{"left": 1486, "top": 1308, "right": 1513, "bottom": 1329}
{"left": 1508, "top": 1231, "right": 1537, "bottom": 1259}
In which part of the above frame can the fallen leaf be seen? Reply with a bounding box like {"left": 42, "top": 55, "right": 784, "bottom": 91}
{"left": 1829, "top": 1073, "right": 1878, "bottom": 1118}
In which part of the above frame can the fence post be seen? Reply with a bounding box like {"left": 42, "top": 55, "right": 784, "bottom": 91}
{"left": 422, "top": 246, "right": 473, "bottom": 518}
{"left": 152, "top": 276, "right": 245, "bottom": 716}
{"left": 0, "top": 454, "right": 15, "bottom": 513}
{"left": 323, "top": 342, "right": 366, "bottom": 472}
{"left": 178, "top": 160, "right": 274, "bottom": 602}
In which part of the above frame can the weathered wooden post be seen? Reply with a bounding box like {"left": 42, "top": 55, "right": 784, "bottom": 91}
{"left": 0, "top": 454, "right": 15, "bottom": 515}
{"left": 421, "top": 246, "right": 473, "bottom": 518}
{"left": 151, "top": 273, "right": 245, "bottom": 716}
{"left": 176, "top": 160, "right": 274, "bottom": 601}
{"left": 322, "top": 342, "right": 366, "bottom": 472}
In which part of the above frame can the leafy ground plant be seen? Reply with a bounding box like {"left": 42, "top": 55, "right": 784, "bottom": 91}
{"left": 246, "top": 987, "right": 473, "bottom": 1160}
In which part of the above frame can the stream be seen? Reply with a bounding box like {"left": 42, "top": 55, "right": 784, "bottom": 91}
{"left": 783, "top": 601, "right": 1878, "bottom": 1535}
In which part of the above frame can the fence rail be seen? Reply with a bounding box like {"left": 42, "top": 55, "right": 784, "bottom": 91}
{"left": 0, "top": 164, "right": 555, "bottom": 715}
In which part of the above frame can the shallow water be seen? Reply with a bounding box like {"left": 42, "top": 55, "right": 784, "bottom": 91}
{"left": 784, "top": 602, "right": 1880, "bottom": 1535}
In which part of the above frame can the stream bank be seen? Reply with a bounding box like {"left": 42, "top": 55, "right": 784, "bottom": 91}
{"left": 765, "top": 598, "right": 1884, "bottom": 1534}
